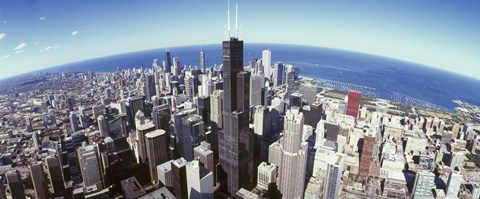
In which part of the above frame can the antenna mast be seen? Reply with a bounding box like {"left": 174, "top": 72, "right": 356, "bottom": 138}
{"left": 227, "top": 0, "right": 231, "bottom": 38}
{"left": 235, "top": 0, "right": 239, "bottom": 38}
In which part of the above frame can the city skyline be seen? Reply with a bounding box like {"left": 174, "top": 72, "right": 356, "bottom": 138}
{"left": 0, "top": 0, "right": 479, "bottom": 80}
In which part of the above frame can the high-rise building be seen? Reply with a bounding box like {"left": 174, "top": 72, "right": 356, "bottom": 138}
{"left": 219, "top": 36, "right": 255, "bottom": 194}
{"left": 210, "top": 90, "right": 224, "bottom": 127}
{"left": 359, "top": 129, "right": 378, "bottom": 177}
{"left": 164, "top": 50, "right": 172, "bottom": 73}
{"left": 273, "top": 63, "right": 284, "bottom": 87}
{"left": 32, "top": 131, "right": 40, "bottom": 151}
{"left": 70, "top": 112, "right": 79, "bottom": 132}
{"left": 97, "top": 115, "right": 109, "bottom": 137}
{"left": 0, "top": 175, "right": 7, "bottom": 199}
{"left": 128, "top": 95, "right": 145, "bottom": 130}
{"left": 278, "top": 107, "right": 308, "bottom": 199}
{"left": 186, "top": 160, "right": 214, "bottom": 199}
{"left": 446, "top": 171, "right": 463, "bottom": 199}
{"left": 66, "top": 97, "right": 74, "bottom": 111}
{"left": 346, "top": 91, "right": 361, "bottom": 119}
{"left": 157, "top": 160, "right": 174, "bottom": 188}
{"left": 194, "top": 141, "right": 215, "bottom": 173}
{"left": 323, "top": 154, "right": 345, "bottom": 199}
{"left": 250, "top": 74, "right": 263, "bottom": 107}
{"left": 171, "top": 158, "right": 188, "bottom": 199}
{"left": 152, "top": 104, "right": 171, "bottom": 132}
{"left": 136, "top": 123, "right": 155, "bottom": 163}
{"left": 200, "top": 49, "right": 206, "bottom": 71}
{"left": 180, "top": 114, "right": 204, "bottom": 161}
{"left": 30, "top": 163, "right": 49, "bottom": 199}
{"left": 5, "top": 171, "right": 25, "bottom": 199}
{"left": 262, "top": 49, "right": 272, "bottom": 80}
{"left": 77, "top": 144, "right": 103, "bottom": 188}
{"left": 257, "top": 162, "right": 277, "bottom": 191}
{"left": 145, "top": 129, "right": 169, "bottom": 183}
{"left": 26, "top": 116, "right": 33, "bottom": 132}
{"left": 412, "top": 171, "right": 435, "bottom": 199}
{"left": 45, "top": 156, "right": 65, "bottom": 195}
{"left": 145, "top": 74, "right": 156, "bottom": 100}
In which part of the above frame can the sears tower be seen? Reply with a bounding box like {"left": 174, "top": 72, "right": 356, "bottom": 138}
{"left": 218, "top": 0, "right": 255, "bottom": 195}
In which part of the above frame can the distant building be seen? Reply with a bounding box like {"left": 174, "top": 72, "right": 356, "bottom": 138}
{"left": 70, "top": 112, "right": 79, "bottom": 132}
{"left": 262, "top": 49, "right": 272, "bottom": 80}
{"left": 446, "top": 171, "right": 463, "bottom": 199}
{"left": 97, "top": 115, "right": 109, "bottom": 137}
{"left": 77, "top": 144, "right": 103, "bottom": 189}
{"left": 346, "top": 91, "right": 361, "bottom": 119}
{"left": 171, "top": 158, "right": 188, "bottom": 199}
{"left": 324, "top": 154, "right": 345, "bottom": 199}
{"left": 136, "top": 122, "right": 155, "bottom": 163}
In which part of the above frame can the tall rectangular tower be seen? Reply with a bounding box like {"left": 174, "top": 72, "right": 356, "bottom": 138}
{"left": 219, "top": 37, "right": 255, "bottom": 194}
{"left": 346, "top": 91, "right": 361, "bottom": 119}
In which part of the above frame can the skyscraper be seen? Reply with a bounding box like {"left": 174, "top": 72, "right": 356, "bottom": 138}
{"left": 346, "top": 91, "right": 361, "bottom": 119}
{"left": 70, "top": 112, "right": 79, "bottom": 132}
{"left": 446, "top": 171, "right": 463, "bottom": 199}
{"left": 262, "top": 49, "right": 272, "bottom": 80}
{"left": 273, "top": 62, "right": 284, "bottom": 87}
{"left": 171, "top": 158, "right": 188, "bottom": 199}
{"left": 186, "top": 160, "right": 214, "bottom": 199}
{"left": 145, "top": 74, "right": 156, "bottom": 100}
{"left": 145, "top": 129, "right": 169, "bottom": 183}
{"left": 5, "top": 171, "right": 25, "bottom": 199}
{"left": 97, "top": 115, "right": 109, "bottom": 137}
{"left": 164, "top": 50, "right": 172, "bottom": 73}
{"left": 152, "top": 104, "right": 171, "bottom": 132}
{"left": 26, "top": 116, "right": 33, "bottom": 132}
{"left": 278, "top": 107, "right": 308, "bottom": 199}
{"left": 77, "top": 144, "right": 103, "bottom": 188}
{"left": 30, "top": 163, "right": 49, "bottom": 199}
{"left": 136, "top": 123, "right": 155, "bottom": 163}
{"left": 250, "top": 73, "right": 263, "bottom": 107}
{"left": 359, "top": 129, "right": 378, "bottom": 177}
{"left": 45, "top": 156, "right": 65, "bottom": 195}
{"left": 200, "top": 49, "right": 206, "bottom": 71}
{"left": 324, "top": 154, "right": 345, "bottom": 199}
{"left": 219, "top": 35, "right": 255, "bottom": 194}
{"left": 257, "top": 162, "right": 277, "bottom": 191}
{"left": 180, "top": 114, "right": 204, "bottom": 161}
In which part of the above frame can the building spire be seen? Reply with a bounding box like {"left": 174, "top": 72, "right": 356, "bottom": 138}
{"left": 227, "top": 0, "right": 231, "bottom": 38}
{"left": 235, "top": 0, "right": 239, "bottom": 38}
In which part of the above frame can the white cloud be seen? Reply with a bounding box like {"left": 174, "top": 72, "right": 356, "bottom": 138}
{"left": 15, "top": 50, "right": 25, "bottom": 54}
{"left": 39, "top": 17, "right": 47, "bottom": 21}
{"left": 13, "top": 42, "right": 27, "bottom": 51}
{"left": 71, "top": 31, "right": 79, "bottom": 36}
{"left": 40, "top": 46, "right": 60, "bottom": 52}
{"left": 1, "top": 55, "right": 11, "bottom": 60}
{"left": 0, "top": 33, "right": 5, "bottom": 40}
{"left": 3, "top": 20, "right": 6, "bottom": 24}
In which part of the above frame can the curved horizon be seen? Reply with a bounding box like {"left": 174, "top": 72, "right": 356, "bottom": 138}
{"left": 3, "top": 42, "right": 479, "bottom": 83}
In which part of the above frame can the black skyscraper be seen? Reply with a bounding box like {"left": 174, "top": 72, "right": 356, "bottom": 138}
{"left": 219, "top": 37, "right": 255, "bottom": 195}
{"left": 164, "top": 50, "right": 172, "bottom": 73}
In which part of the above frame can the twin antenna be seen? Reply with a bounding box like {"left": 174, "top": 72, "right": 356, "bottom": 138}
{"left": 226, "top": 0, "right": 239, "bottom": 39}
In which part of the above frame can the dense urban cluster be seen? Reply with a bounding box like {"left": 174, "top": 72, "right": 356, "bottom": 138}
{"left": 0, "top": 35, "right": 480, "bottom": 199}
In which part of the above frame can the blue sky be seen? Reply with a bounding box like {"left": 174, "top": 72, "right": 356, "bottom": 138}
{"left": 0, "top": 0, "right": 479, "bottom": 79}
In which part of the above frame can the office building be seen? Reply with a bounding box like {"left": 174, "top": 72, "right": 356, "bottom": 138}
{"left": 6, "top": 171, "right": 25, "bottom": 199}
{"left": 346, "top": 91, "right": 361, "bottom": 119}
{"left": 164, "top": 50, "right": 172, "bottom": 73}
{"left": 186, "top": 160, "right": 214, "bottom": 199}
{"left": 219, "top": 36, "right": 255, "bottom": 194}
{"left": 77, "top": 144, "right": 103, "bottom": 188}
{"left": 273, "top": 63, "right": 284, "bottom": 87}
{"left": 323, "top": 154, "right": 345, "bottom": 199}
{"left": 97, "top": 115, "right": 109, "bottom": 137}
{"left": 257, "top": 162, "right": 277, "bottom": 191}
{"left": 46, "top": 156, "right": 65, "bottom": 194}
{"left": 121, "top": 177, "right": 146, "bottom": 199}
{"left": 262, "top": 49, "right": 272, "bottom": 80}
{"left": 152, "top": 104, "right": 171, "bottom": 132}
{"left": 193, "top": 141, "right": 215, "bottom": 173}
{"left": 250, "top": 74, "right": 263, "bottom": 107}
{"left": 359, "top": 129, "right": 378, "bottom": 177}
{"left": 278, "top": 107, "right": 308, "bottom": 199}
{"left": 157, "top": 160, "right": 174, "bottom": 188}
{"left": 412, "top": 171, "right": 435, "bottom": 199}
{"left": 136, "top": 122, "right": 155, "bottom": 163}
{"left": 210, "top": 90, "right": 223, "bottom": 127}
{"left": 180, "top": 114, "right": 204, "bottom": 161}
{"left": 200, "top": 49, "right": 206, "bottom": 71}
{"left": 446, "top": 171, "right": 463, "bottom": 199}
{"left": 30, "top": 163, "right": 49, "bottom": 199}
{"left": 70, "top": 112, "right": 79, "bottom": 132}
{"left": 171, "top": 158, "right": 188, "bottom": 199}
{"left": 145, "top": 129, "right": 169, "bottom": 183}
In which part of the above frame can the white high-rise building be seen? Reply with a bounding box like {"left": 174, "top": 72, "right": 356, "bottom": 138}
{"left": 250, "top": 74, "right": 263, "bottom": 107}
{"left": 262, "top": 49, "right": 272, "bottom": 80}
{"left": 278, "top": 107, "right": 308, "bottom": 199}
{"left": 97, "top": 115, "right": 109, "bottom": 137}
{"left": 77, "top": 144, "right": 103, "bottom": 189}
{"left": 186, "top": 160, "right": 214, "bottom": 199}
{"left": 412, "top": 171, "right": 435, "bottom": 199}
{"left": 257, "top": 162, "right": 277, "bottom": 191}
{"left": 210, "top": 90, "right": 223, "bottom": 127}
{"left": 445, "top": 171, "right": 463, "bottom": 199}
{"left": 323, "top": 154, "right": 345, "bottom": 199}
